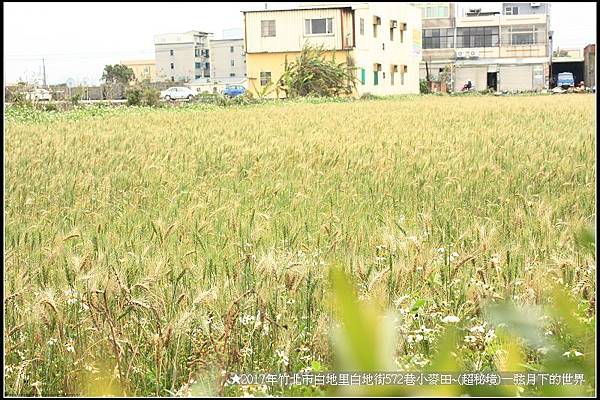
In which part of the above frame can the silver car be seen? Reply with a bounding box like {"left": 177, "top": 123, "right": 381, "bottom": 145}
{"left": 160, "top": 86, "right": 196, "bottom": 101}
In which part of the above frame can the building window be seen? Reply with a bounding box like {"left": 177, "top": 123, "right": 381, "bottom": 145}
{"left": 170, "top": 50, "right": 174, "bottom": 56}
{"left": 261, "top": 20, "right": 276, "bottom": 37}
{"left": 373, "top": 16, "right": 381, "bottom": 38}
{"left": 373, "top": 64, "right": 381, "bottom": 86}
{"left": 421, "top": 4, "right": 449, "bottom": 19}
{"left": 170, "top": 63, "right": 174, "bottom": 69}
{"left": 195, "top": 48, "right": 200, "bottom": 57}
{"left": 401, "top": 65, "right": 407, "bottom": 85}
{"left": 503, "top": 24, "right": 545, "bottom": 45}
{"left": 195, "top": 62, "right": 201, "bottom": 69}
{"left": 457, "top": 26, "right": 499, "bottom": 48}
{"left": 505, "top": 6, "right": 519, "bottom": 15}
{"left": 305, "top": 18, "right": 333, "bottom": 35}
{"left": 171, "top": 76, "right": 174, "bottom": 82}
{"left": 260, "top": 71, "right": 271, "bottom": 86}
{"left": 360, "top": 68, "right": 365, "bottom": 85}
{"left": 360, "top": 18, "right": 364, "bottom": 35}
{"left": 230, "top": 46, "right": 234, "bottom": 52}
{"left": 390, "top": 65, "right": 397, "bottom": 85}
{"left": 195, "top": 75, "right": 201, "bottom": 79}
{"left": 230, "top": 73, "right": 236, "bottom": 77}
{"left": 231, "top": 60, "right": 235, "bottom": 66}
{"left": 423, "top": 28, "right": 455, "bottom": 49}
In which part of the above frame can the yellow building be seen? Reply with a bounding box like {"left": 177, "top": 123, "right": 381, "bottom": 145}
{"left": 121, "top": 59, "right": 157, "bottom": 83}
{"left": 242, "top": 3, "right": 422, "bottom": 98}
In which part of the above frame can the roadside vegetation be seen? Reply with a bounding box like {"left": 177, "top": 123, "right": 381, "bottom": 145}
{"left": 4, "top": 94, "right": 596, "bottom": 396}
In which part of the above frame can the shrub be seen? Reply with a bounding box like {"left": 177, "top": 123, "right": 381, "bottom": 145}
{"left": 70, "top": 93, "right": 82, "bottom": 106}
{"left": 420, "top": 79, "right": 431, "bottom": 94}
{"left": 126, "top": 87, "right": 143, "bottom": 106}
{"left": 142, "top": 88, "right": 160, "bottom": 107}
{"left": 277, "top": 45, "right": 357, "bottom": 98}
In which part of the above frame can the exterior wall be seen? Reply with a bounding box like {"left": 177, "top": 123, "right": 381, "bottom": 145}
{"left": 244, "top": 4, "right": 421, "bottom": 97}
{"left": 210, "top": 39, "right": 247, "bottom": 79}
{"left": 502, "top": 2, "right": 549, "bottom": 15}
{"left": 352, "top": 3, "right": 421, "bottom": 95}
{"left": 121, "top": 60, "right": 156, "bottom": 83}
{"left": 244, "top": 8, "right": 354, "bottom": 54}
{"left": 154, "top": 31, "right": 210, "bottom": 82}
{"left": 584, "top": 44, "right": 595, "bottom": 87}
{"left": 419, "top": 7, "right": 550, "bottom": 91}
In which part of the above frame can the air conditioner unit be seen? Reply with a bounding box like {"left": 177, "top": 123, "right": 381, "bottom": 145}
{"left": 456, "top": 50, "right": 466, "bottom": 58}
{"left": 468, "top": 49, "right": 480, "bottom": 58}
{"left": 531, "top": 2, "right": 541, "bottom": 7}
{"left": 373, "top": 16, "right": 381, "bottom": 25}
{"left": 390, "top": 20, "right": 398, "bottom": 28}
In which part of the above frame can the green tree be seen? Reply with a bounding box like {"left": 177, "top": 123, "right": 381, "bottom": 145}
{"left": 101, "top": 64, "right": 135, "bottom": 85}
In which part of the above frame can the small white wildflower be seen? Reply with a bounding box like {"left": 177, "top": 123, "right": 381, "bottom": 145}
{"left": 484, "top": 329, "right": 496, "bottom": 342}
{"left": 47, "top": 338, "right": 58, "bottom": 346}
{"left": 64, "top": 341, "right": 75, "bottom": 353}
{"left": 464, "top": 335, "right": 477, "bottom": 344}
{"left": 469, "top": 324, "right": 486, "bottom": 334}
{"left": 441, "top": 315, "right": 460, "bottom": 324}
{"left": 437, "top": 247, "right": 446, "bottom": 254}
{"left": 275, "top": 349, "right": 289, "bottom": 367}
{"left": 449, "top": 252, "right": 459, "bottom": 262}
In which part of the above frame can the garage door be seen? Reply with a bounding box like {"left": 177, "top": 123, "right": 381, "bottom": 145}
{"left": 455, "top": 66, "right": 487, "bottom": 91}
{"left": 500, "top": 65, "right": 533, "bottom": 91}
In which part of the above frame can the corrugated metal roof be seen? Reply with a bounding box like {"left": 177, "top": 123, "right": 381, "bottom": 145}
{"left": 242, "top": 4, "right": 355, "bottom": 14}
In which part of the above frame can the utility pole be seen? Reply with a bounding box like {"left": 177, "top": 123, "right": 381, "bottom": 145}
{"left": 42, "top": 58, "right": 47, "bottom": 88}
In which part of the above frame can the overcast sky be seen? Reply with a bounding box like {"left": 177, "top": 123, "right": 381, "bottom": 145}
{"left": 3, "top": 2, "right": 596, "bottom": 85}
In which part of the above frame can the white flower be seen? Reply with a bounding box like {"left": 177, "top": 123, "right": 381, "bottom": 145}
{"left": 437, "top": 247, "right": 446, "bottom": 254}
{"left": 441, "top": 315, "right": 460, "bottom": 324}
{"left": 47, "top": 338, "right": 58, "bottom": 346}
{"left": 464, "top": 335, "right": 477, "bottom": 344}
{"left": 64, "top": 341, "right": 75, "bottom": 353}
{"left": 449, "top": 252, "right": 459, "bottom": 262}
{"left": 276, "top": 349, "right": 289, "bottom": 367}
{"left": 469, "top": 324, "right": 486, "bottom": 334}
{"left": 484, "top": 329, "right": 496, "bottom": 342}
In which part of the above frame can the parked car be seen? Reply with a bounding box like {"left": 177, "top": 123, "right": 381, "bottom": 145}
{"left": 557, "top": 72, "right": 575, "bottom": 89}
{"left": 24, "top": 88, "right": 52, "bottom": 101}
{"left": 160, "top": 87, "right": 196, "bottom": 101}
{"left": 223, "top": 85, "right": 246, "bottom": 98}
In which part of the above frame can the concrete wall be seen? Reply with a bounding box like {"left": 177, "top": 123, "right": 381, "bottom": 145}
{"left": 244, "top": 7, "right": 354, "bottom": 53}
{"left": 154, "top": 32, "right": 210, "bottom": 82}
{"left": 210, "top": 39, "right": 247, "bottom": 79}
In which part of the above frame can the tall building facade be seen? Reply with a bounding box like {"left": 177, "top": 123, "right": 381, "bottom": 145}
{"left": 210, "top": 38, "right": 247, "bottom": 79}
{"left": 154, "top": 31, "right": 211, "bottom": 82}
{"left": 414, "top": 2, "right": 551, "bottom": 91}
{"left": 243, "top": 3, "right": 422, "bottom": 97}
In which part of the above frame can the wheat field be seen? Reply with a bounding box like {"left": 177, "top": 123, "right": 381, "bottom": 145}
{"left": 4, "top": 95, "right": 596, "bottom": 396}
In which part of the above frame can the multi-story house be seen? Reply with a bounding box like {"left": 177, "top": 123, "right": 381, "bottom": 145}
{"left": 154, "top": 31, "right": 211, "bottom": 82}
{"left": 414, "top": 2, "right": 551, "bottom": 91}
{"left": 210, "top": 38, "right": 247, "bottom": 80}
{"left": 120, "top": 59, "right": 156, "bottom": 83}
{"left": 242, "top": 3, "right": 422, "bottom": 97}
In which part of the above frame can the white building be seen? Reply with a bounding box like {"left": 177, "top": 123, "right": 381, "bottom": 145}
{"left": 210, "top": 38, "right": 247, "bottom": 80}
{"left": 154, "top": 31, "right": 211, "bottom": 82}
{"left": 243, "top": 2, "right": 422, "bottom": 97}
